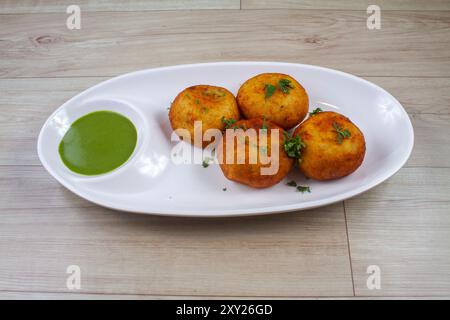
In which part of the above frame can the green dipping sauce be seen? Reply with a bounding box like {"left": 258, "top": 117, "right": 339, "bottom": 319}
{"left": 59, "top": 110, "right": 137, "bottom": 175}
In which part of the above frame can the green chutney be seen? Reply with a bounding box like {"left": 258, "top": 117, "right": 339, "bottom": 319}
{"left": 59, "top": 110, "right": 137, "bottom": 175}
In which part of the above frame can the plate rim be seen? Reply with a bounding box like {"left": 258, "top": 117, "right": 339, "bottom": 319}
{"left": 37, "top": 61, "right": 415, "bottom": 217}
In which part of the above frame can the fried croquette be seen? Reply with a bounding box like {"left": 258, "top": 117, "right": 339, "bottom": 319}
{"left": 293, "top": 111, "right": 365, "bottom": 180}
{"left": 169, "top": 85, "right": 240, "bottom": 148}
{"left": 217, "top": 118, "right": 294, "bottom": 188}
{"left": 237, "top": 73, "right": 309, "bottom": 130}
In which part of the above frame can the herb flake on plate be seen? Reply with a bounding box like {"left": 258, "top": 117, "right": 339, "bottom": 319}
{"left": 296, "top": 185, "right": 311, "bottom": 193}
{"left": 202, "top": 157, "right": 213, "bottom": 168}
{"left": 286, "top": 180, "right": 297, "bottom": 187}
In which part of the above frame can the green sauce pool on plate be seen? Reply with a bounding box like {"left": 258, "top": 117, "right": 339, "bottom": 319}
{"left": 59, "top": 110, "right": 138, "bottom": 175}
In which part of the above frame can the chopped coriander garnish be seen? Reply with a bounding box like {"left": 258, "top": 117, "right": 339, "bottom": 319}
{"left": 283, "top": 132, "right": 306, "bottom": 159}
{"left": 286, "top": 180, "right": 297, "bottom": 187}
{"left": 333, "top": 122, "right": 351, "bottom": 144}
{"left": 202, "top": 157, "right": 213, "bottom": 168}
{"left": 309, "top": 107, "right": 323, "bottom": 116}
{"left": 193, "top": 98, "right": 208, "bottom": 113}
{"left": 287, "top": 180, "right": 310, "bottom": 193}
{"left": 278, "top": 78, "right": 294, "bottom": 94}
{"left": 221, "top": 117, "right": 237, "bottom": 129}
{"left": 297, "top": 185, "right": 311, "bottom": 193}
{"left": 265, "top": 79, "right": 294, "bottom": 99}
{"left": 265, "top": 84, "right": 276, "bottom": 99}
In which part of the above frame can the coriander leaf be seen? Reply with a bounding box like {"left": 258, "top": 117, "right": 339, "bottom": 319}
{"left": 283, "top": 132, "right": 306, "bottom": 159}
{"left": 221, "top": 117, "right": 237, "bottom": 129}
{"left": 286, "top": 180, "right": 297, "bottom": 187}
{"left": 297, "top": 185, "right": 311, "bottom": 193}
{"left": 278, "top": 78, "right": 294, "bottom": 94}
{"left": 202, "top": 157, "right": 213, "bottom": 168}
{"left": 332, "top": 122, "right": 351, "bottom": 144}
{"left": 309, "top": 107, "right": 323, "bottom": 116}
{"left": 265, "top": 84, "right": 276, "bottom": 99}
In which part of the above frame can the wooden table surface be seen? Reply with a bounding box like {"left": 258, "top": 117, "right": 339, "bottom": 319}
{"left": 0, "top": 0, "right": 449, "bottom": 299}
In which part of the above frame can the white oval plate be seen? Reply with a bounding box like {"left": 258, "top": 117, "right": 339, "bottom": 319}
{"left": 38, "top": 62, "right": 414, "bottom": 217}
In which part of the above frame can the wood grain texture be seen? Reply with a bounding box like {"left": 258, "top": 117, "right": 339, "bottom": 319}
{"left": 347, "top": 201, "right": 450, "bottom": 296}
{"left": 345, "top": 170, "right": 450, "bottom": 295}
{"left": 366, "top": 77, "right": 450, "bottom": 115}
{"left": 0, "top": 204, "right": 353, "bottom": 296}
{"left": 1, "top": 291, "right": 446, "bottom": 299}
{"left": 0, "top": 77, "right": 104, "bottom": 166}
{"left": 407, "top": 114, "right": 450, "bottom": 168}
{"left": 0, "top": 166, "right": 94, "bottom": 210}
{"left": 347, "top": 168, "right": 450, "bottom": 203}
{"left": 0, "top": 10, "right": 449, "bottom": 78}
{"left": 1, "top": 77, "right": 448, "bottom": 167}
{"left": 345, "top": 168, "right": 450, "bottom": 295}
{"left": 242, "top": 0, "right": 450, "bottom": 10}
{"left": 3, "top": 0, "right": 450, "bottom": 13}
{"left": 0, "top": 0, "right": 240, "bottom": 13}
{"left": 1, "top": 2, "right": 450, "bottom": 299}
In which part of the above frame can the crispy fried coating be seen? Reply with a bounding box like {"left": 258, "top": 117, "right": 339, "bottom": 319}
{"left": 169, "top": 85, "right": 240, "bottom": 148}
{"left": 293, "top": 111, "right": 366, "bottom": 180}
{"left": 217, "top": 118, "right": 294, "bottom": 188}
{"left": 237, "top": 73, "right": 309, "bottom": 130}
